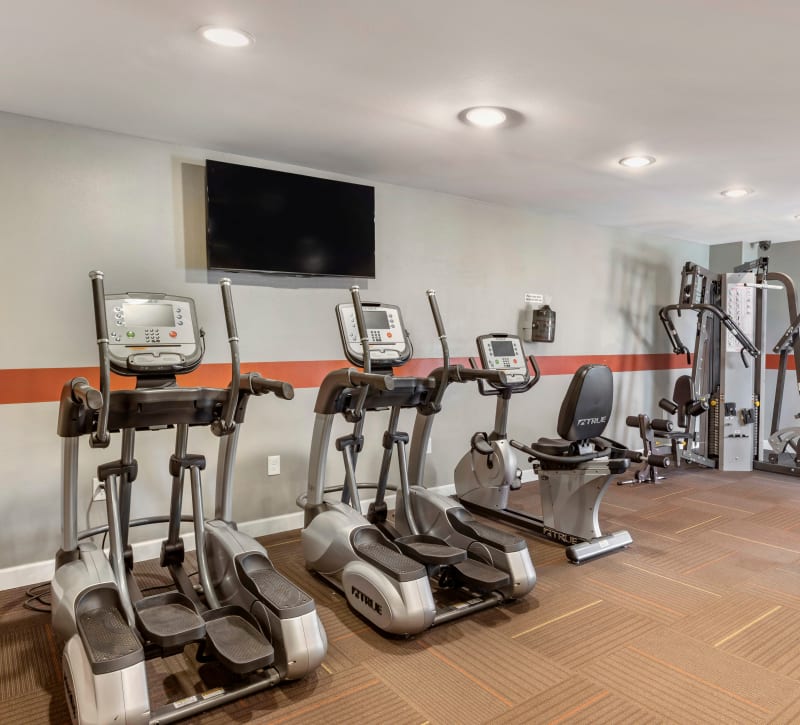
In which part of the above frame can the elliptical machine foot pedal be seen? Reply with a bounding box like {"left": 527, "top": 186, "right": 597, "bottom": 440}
{"left": 134, "top": 591, "right": 206, "bottom": 649}
{"left": 446, "top": 509, "right": 528, "bottom": 553}
{"left": 351, "top": 527, "right": 427, "bottom": 580}
{"left": 236, "top": 554, "right": 315, "bottom": 618}
{"left": 448, "top": 558, "right": 510, "bottom": 593}
{"left": 76, "top": 587, "right": 144, "bottom": 673}
{"left": 200, "top": 606, "right": 275, "bottom": 674}
{"left": 395, "top": 534, "right": 467, "bottom": 566}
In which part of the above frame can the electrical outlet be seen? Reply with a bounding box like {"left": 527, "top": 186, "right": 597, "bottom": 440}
{"left": 267, "top": 455, "right": 281, "bottom": 476}
{"left": 92, "top": 478, "right": 106, "bottom": 501}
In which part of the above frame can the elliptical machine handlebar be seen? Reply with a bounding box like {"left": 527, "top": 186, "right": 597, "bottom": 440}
{"left": 243, "top": 373, "right": 295, "bottom": 400}
{"left": 349, "top": 285, "right": 371, "bottom": 374}
{"left": 70, "top": 377, "right": 103, "bottom": 411}
{"left": 89, "top": 271, "right": 111, "bottom": 448}
{"left": 214, "top": 278, "right": 241, "bottom": 437}
{"left": 451, "top": 366, "right": 508, "bottom": 386}
{"left": 426, "top": 289, "right": 450, "bottom": 414}
{"left": 349, "top": 370, "right": 396, "bottom": 391}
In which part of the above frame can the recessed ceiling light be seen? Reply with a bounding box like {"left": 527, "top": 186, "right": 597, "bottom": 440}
{"left": 721, "top": 187, "right": 753, "bottom": 198}
{"left": 619, "top": 155, "right": 656, "bottom": 168}
{"left": 198, "top": 26, "right": 254, "bottom": 48}
{"left": 459, "top": 106, "right": 512, "bottom": 128}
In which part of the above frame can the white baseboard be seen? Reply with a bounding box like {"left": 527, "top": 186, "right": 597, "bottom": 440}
{"left": 0, "top": 484, "right": 458, "bottom": 592}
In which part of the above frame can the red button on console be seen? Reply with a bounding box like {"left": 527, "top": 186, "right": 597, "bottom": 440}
{"left": 169, "top": 330, "right": 178, "bottom": 338}
{"left": 387, "top": 332, "right": 393, "bottom": 338}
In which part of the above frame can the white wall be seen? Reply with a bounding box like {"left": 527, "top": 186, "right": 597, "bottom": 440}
{"left": 0, "top": 111, "right": 708, "bottom": 577}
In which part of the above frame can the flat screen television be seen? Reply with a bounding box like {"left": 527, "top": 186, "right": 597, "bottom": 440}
{"left": 205, "top": 160, "right": 375, "bottom": 278}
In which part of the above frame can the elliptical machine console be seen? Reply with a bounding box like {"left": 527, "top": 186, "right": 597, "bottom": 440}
{"left": 104, "top": 293, "right": 202, "bottom": 373}
{"left": 337, "top": 302, "right": 411, "bottom": 367}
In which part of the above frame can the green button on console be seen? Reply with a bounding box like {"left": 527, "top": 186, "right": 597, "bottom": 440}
{"left": 126, "top": 331, "right": 135, "bottom": 338}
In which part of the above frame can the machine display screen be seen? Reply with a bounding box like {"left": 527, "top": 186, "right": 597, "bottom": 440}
{"left": 124, "top": 303, "right": 176, "bottom": 327}
{"left": 364, "top": 310, "right": 390, "bottom": 330}
{"left": 490, "top": 340, "right": 515, "bottom": 357}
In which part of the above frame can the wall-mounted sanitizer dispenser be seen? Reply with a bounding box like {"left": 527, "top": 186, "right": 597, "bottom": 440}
{"left": 522, "top": 301, "right": 556, "bottom": 343}
{"left": 530, "top": 304, "right": 556, "bottom": 342}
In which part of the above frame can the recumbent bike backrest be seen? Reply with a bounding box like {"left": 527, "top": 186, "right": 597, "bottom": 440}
{"left": 556, "top": 364, "right": 613, "bottom": 442}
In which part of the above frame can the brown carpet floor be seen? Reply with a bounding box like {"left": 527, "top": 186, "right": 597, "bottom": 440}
{"left": 5, "top": 467, "right": 800, "bottom": 723}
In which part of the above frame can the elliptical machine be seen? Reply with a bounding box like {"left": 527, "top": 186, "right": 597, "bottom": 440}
{"left": 51, "top": 272, "right": 326, "bottom": 725}
{"left": 451, "top": 333, "right": 656, "bottom": 563}
{"left": 299, "top": 288, "right": 535, "bottom": 636}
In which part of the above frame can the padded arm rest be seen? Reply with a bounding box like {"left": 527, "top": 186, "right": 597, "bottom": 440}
{"left": 510, "top": 439, "right": 610, "bottom": 465}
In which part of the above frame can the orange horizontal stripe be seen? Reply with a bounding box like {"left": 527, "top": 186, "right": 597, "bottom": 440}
{"left": 766, "top": 352, "right": 795, "bottom": 370}
{"left": 0, "top": 353, "right": 690, "bottom": 406}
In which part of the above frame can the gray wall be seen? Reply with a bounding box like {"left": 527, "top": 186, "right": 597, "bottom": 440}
{"left": 0, "top": 111, "right": 708, "bottom": 572}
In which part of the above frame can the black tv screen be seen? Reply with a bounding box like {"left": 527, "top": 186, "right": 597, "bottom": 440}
{"left": 205, "top": 160, "right": 375, "bottom": 278}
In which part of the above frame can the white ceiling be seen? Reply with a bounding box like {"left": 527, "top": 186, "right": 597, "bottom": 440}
{"left": 3, "top": 0, "right": 800, "bottom": 245}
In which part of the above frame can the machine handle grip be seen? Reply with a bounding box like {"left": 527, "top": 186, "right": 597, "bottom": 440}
{"left": 218, "top": 278, "right": 241, "bottom": 435}
{"left": 468, "top": 357, "right": 500, "bottom": 397}
{"left": 510, "top": 439, "right": 607, "bottom": 465}
{"left": 658, "top": 398, "right": 679, "bottom": 415}
{"left": 426, "top": 289, "right": 447, "bottom": 339}
{"left": 615, "top": 449, "right": 671, "bottom": 468}
{"left": 71, "top": 378, "right": 103, "bottom": 411}
{"left": 246, "top": 373, "right": 294, "bottom": 400}
{"left": 688, "top": 399, "right": 709, "bottom": 416}
{"left": 426, "top": 289, "right": 450, "bottom": 411}
{"left": 349, "top": 370, "right": 395, "bottom": 391}
{"left": 457, "top": 367, "right": 508, "bottom": 385}
{"left": 526, "top": 354, "right": 542, "bottom": 388}
{"left": 349, "top": 285, "right": 371, "bottom": 374}
{"left": 89, "top": 271, "right": 108, "bottom": 341}
{"left": 658, "top": 305, "right": 691, "bottom": 360}
{"left": 88, "top": 271, "right": 111, "bottom": 447}
{"left": 626, "top": 415, "right": 673, "bottom": 433}
{"left": 647, "top": 453, "right": 671, "bottom": 468}
{"left": 219, "top": 277, "right": 239, "bottom": 341}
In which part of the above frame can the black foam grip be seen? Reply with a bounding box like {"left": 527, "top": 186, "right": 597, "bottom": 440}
{"left": 427, "top": 290, "right": 446, "bottom": 338}
{"left": 626, "top": 415, "right": 641, "bottom": 428}
{"left": 219, "top": 280, "right": 238, "bottom": 339}
{"left": 650, "top": 418, "right": 673, "bottom": 432}
{"left": 659, "top": 398, "right": 678, "bottom": 414}
{"left": 89, "top": 272, "right": 108, "bottom": 340}
{"left": 459, "top": 368, "right": 506, "bottom": 385}
{"left": 647, "top": 454, "right": 671, "bottom": 468}
{"left": 250, "top": 375, "right": 294, "bottom": 400}
{"left": 72, "top": 379, "right": 103, "bottom": 411}
{"left": 688, "top": 399, "right": 709, "bottom": 416}
{"left": 350, "top": 371, "right": 395, "bottom": 391}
